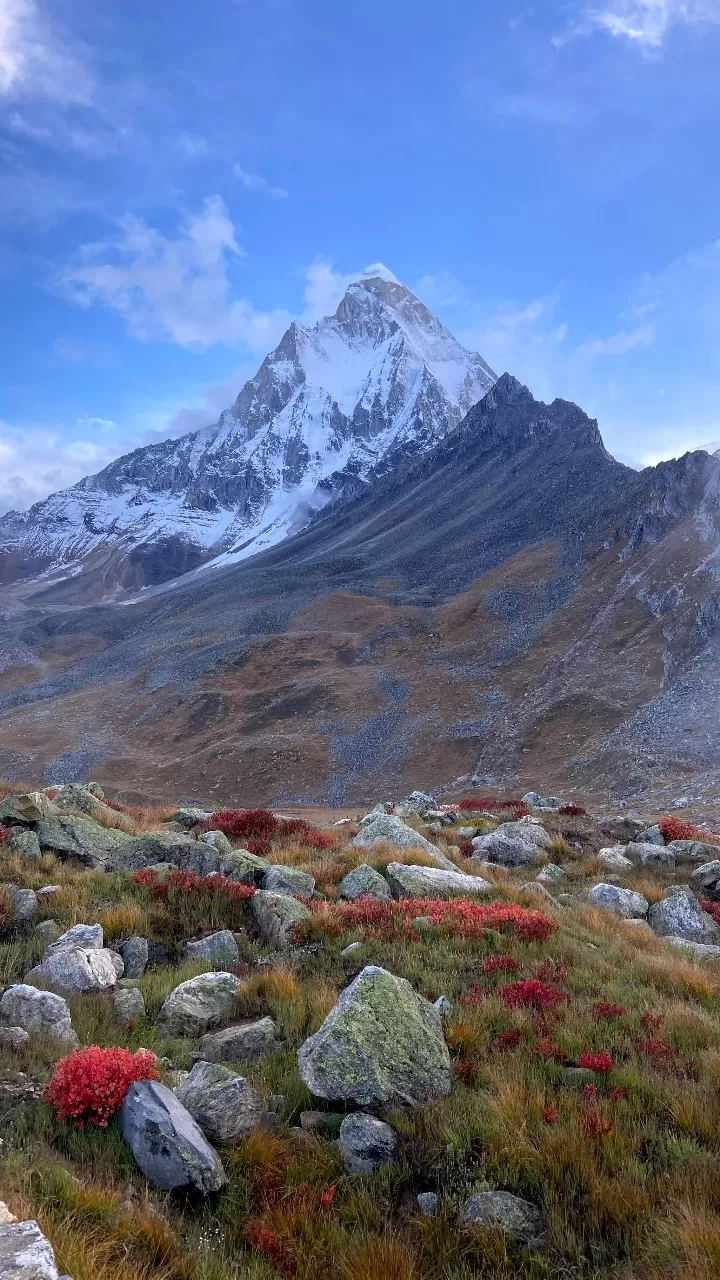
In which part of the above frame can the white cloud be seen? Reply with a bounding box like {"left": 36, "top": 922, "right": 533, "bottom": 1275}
{"left": 0, "top": 423, "right": 119, "bottom": 515}
{"left": 234, "top": 164, "right": 288, "bottom": 199}
{"left": 0, "top": 0, "right": 92, "bottom": 103}
{"left": 61, "top": 195, "right": 293, "bottom": 352}
{"left": 176, "top": 133, "right": 209, "bottom": 159}
{"left": 459, "top": 293, "right": 569, "bottom": 395}
{"left": 414, "top": 271, "right": 468, "bottom": 309}
{"left": 576, "top": 323, "right": 656, "bottom": 357}
{"left": 574, "top": 0, "right": 720, "bottom": 46}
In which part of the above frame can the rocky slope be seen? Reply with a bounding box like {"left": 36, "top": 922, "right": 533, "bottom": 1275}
{"left": 0, "top": 267, "right": 495, "bottom": 594}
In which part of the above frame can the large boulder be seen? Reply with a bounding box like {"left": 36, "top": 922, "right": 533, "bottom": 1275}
{"left": 667, "top": 839, "right": 720, "bottom": 863}
{"left": 172, "top": 807, "right": 212, "bottom": 828}
{"left": 219, "top": 849, "right": 272, "bottom": 885}
{"left": 597, "top": 846, "right": 635, "bottom": 872}
{"left": 200, "top": 1016, "right": 277, "bottom": 1063}
{"left": 460, "top": 1191, "right": 544, "bottom": 1247}
{"left": 587, "top": 884, "right": 649, "bottom": 918}
{"left": 338, "top": 1113, "right": 398, "bottom": 1174}
{"left": 521, "top": 792, "right": 563, "bottom": 811}
{"left": 338, "top": 864, "right": 392, "bottom": 902}
{"left": 636, "top": 825, "right": 665, "bottom": 846}
{"left": 0, "top": 791, "right": 55, "bottom": 825}
{"left": 45, "top": 923, "right": 103, "bottom": 955}
{"left": 0, "top": 1218, "right": 60, "bottom": 1279}
{"left": 35, "top": 814, "right": 134, "bottom": 867}
{"left": 158, "top": 972, "right": 239, "bottom": 1038}
{"left": 175, "top": 1060, "right": 267, "bottom": 1145}
{"left": 470, "top": 820, "right": 550, "bottom": 868}
{"left": 184, "top": 930, "right": 239, "bottom": 967}
{"left": 114, "top": 987, "right": 146, "bottom": 1023}
{"left": 40, "top": 947, "right": 121, "bottom": 994}
{"left": 648, "top": 889, "right": 720, "bottom": 944}
{"left": 628, "top": 842, "right": 676, "bottom": 868}
{"left": 119, "top": 935, "right": 149, "bottom": 978}
{"left": 120, "top": 1080, "right": 226, "bottom": 1192}
{"left": 385, "top": 863, "right": 492, "bottom": 900}
{"left": 261, "top": 866, "right": 315, "bottom": 898}
{"left": 351, "top": 814, "right": 457, "bottom": 872}
{"left": 297, "top": 965, "right": 452, "bottom": 1107}
{"left": 251, "top": 890, "right": 310, "bottom": 948}
{"left": 108, "top": 832, "right": 220, "bottom": 875}
{"left": 665, "top": 936, "right": 720, "bottom": 961}
{"left": 0, "top": 985, "right": 77, "bottom": 1049}
{"left": 689, "top": 861, "right": 720, "bottom": 900}
{"left": 201, "top": 829, "right": 233, "bottom": 857}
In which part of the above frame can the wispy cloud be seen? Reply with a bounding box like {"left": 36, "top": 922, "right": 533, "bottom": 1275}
{"left": 576, "top": 323, "right": 656, "bottom": 357}
{"left": 567, "top": 0, "right": 720, "bottom": 47}
{"left": 0, "top": 0, "right": 93, "bottom": 103}
{"left": 234, "top": 164, "right": 288, "bottom": 199}
{"left": 0, "top": 422, "right": 120, "bottom": 515}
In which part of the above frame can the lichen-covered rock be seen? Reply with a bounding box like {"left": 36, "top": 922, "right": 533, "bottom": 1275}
{"left": 200, "top": 1017, "right": 277, "bottom": 1062}
{"left": 175, "top": 1060, "right": 267, "bottom": 1145}
{"left": 460, "top": 1191, "right": 544, "bottom": 1246}
{"left": 0, "top": 1026, "right": 30, "bottom": 1050}
{"left": 158, "top": 972, "right": 239, "bottom": 1037}
{"left": 120, "top": 1080, "right": 226, "bottom": 1192}
{"left": 201, "top": 829, "right": 233, "bottom": 857}
{"left": 636, "top": 825, "right": 665, "bottom": 846}
{"left": 10, "top": 888, "right": 38, "bottom": 922}
{"left": 35, "top": 814, "right": 134, "bottom": 867}
{"left": 471, "top": 820, "right": 550, "bottom": 867}
{"left": 0, "top": 791, "right": 55, "bottom": 825}
{"left": 385, "top": 863, "right": 492, "bottom": 900}
{"left": 40, "top": 947, "right": 121, "bottom": 994}
{"left": 219, "top": 849, "right": 271, "bottom": 885}
{"left": 297, "top": 965, "right": 452, "bottom": 1107}
{"left": 114, "top": 987, "right": 146, "bottom": 1023}
{"left": 338, "top": 1112, "right": 398, "bottom": 1173}
{"left": 119, "top": 935, "right": 149, "bottom": 978}
{"left": 667, "top": 839, "right": 720, "bottom": 863}
{"left": 108, "top": 832, "right": 219, "bottom": 875}
{"left": 351, "top": 814, "right": 457, "bottom": 872}
{"left": 665, "top": 936, "right": 720, "bottom": 960}
{"left": 7, "top": 829, "right": 41, "bottom": 860}
{"left": 521, "top": 792, "right": 562, "bottom": 811}
{"left": 0, "top": 985, "right": 77, "bottom": 1049}
{"left": 689, "top": 861, "right": 720, "bottom": 900}
{"left": 338, "top": 864, "right": 392, "bottom": 901}
{"left": 172, "top": 807, "right": 212, "bottom": 828}
{"left": 32, "top": 920, "right": 61, "bottom": 947}
{"left": 628, "top": 842, "right": 676, "bottom": 868}
{"left": 597, "top": 847, "right": 635, "bottom": 871}
{"left": 252, "top": 890, "right": 310, "bottom": 948}
{"left": 536, "top": 863, "right": 564, "bottom": 883}
{"left": 587, "top": 883, "right": 649, "bottom": 918}
{"left": 648, "top": 889, "right": 720, "bottom": 944}
{"left": 45, "top": 923, "right": 103, "bottom": 956}
{"left": 261, "top": 865, "right": 315, "bottom": 898}
{"left": 184, "top": 930, "right": 239, "bottom": 967}
{"left": 0, "top": 1218, "right": 60, "bottom": 1278}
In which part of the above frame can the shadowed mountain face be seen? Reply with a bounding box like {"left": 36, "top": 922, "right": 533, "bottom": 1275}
{"left": 1, "top": 375, "right": 719, "bottom": 809}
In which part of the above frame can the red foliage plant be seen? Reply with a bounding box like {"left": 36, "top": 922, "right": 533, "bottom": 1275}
{"left": 0, "top": 826, "right": 10, "bottom": 846}
{"left": 577, "top": 1050, "right": 614, "bottom": 1074}
{"left": 593, "top": 1002, "right": 628, "bottom": 1021}
{"left": 43, "top": 1046, "right": 158, "bottom": 1127}
{"left": 700, "top": 900, "right": 720, "bottom": 926}
{"left": 457, "top": 797, "right": 530, "bottom": 819}
{"left": 584, "top": 1112, "right": 614, "bottom": 1138}
{"left": 558, "top": 804, "right": 587, "bottom": 816}
{"left": 482, "top": 954, "right": 520, "bottom": 975}
{"left": 535, "top": 1035, "right": 565, "bottom": 1063}
{"left": 542, "top": 1105, "right": 559, "bottom": 1124}
{"left": 306, "top": 898, "right": 559, "bottom": 944}
{"left": 639, "top": 1037, "right": 674, "bottom": 1061}
{"left": 500, "top": 979, "right": 566, "bottom": 1011}
{"left": 453, "top": 1057, "right": 479, "bottom": 1086}
{"left": 205, "top": 808, "right": 338, "bottom": 854}
{"left": 658, "top": 816, "right": 720, "bottom": 844}
{"left": 534, "top": 958, "right": 569, "bottom": 984}
{"left": 246, "top": 1222, "right": 296, "bottom": 1277}
{"left": 494, "top": 1028, "right": 524, "bottom": 1051}
{"left": 131, "top": 868, "right": 254, "bottom": 903}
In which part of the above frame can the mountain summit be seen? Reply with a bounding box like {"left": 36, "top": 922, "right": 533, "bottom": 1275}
{"left": 0, "top": 271, "right": 495, "bottom": 593}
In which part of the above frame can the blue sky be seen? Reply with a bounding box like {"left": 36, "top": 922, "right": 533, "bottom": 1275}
{"left": 1, "top": 0, "right": 720, "bottom": 513}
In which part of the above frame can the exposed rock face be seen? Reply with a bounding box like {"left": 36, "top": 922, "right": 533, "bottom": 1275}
{"left": 200, "top": 1017, "right": 277, "bottom": 1063}
{"left": 351, "top": 814, "right": 457, "bottom": 871}
{"left": 120, "top": 1080, "right": 227, "bottom": 1192}
{"left": 338, "top": 1113, "right": 398, "bottom": 1174}
{"left": 460, "top": 1191, "right": 544, "bottom": 1246}
{"left": 201, "top": 829, "right": 233, "bottom": 857}
{"left": 251, "top": 890, "right": 310, "bottom": 948}
{"left": 175, "top": 1060, "right": 267, "bottom": 1145}
{"left": 648, "top": 889, "right": 720, "bottom": 944}
{"left": 219, "top": 849, "right": 271, "bottom": 885}
{"left": 666, "top": 840, "right": 720, "bottom": 862}
{"left": 587, "top": 884, "right": 649, "bottom": 918}
{"left": 184, "top": 930, "right": 239, "bottom": 967}
{"left": 35, "top": 814, "right": 134, "bottom": 867}
{"left": 297, "top": 965, "right": 452, "bottom": 1107}
{"left": 0, "top": 985, "right": 77, "bottom": 1049}
{"left": 8, "top": 829, "right": 41, "bottom": 860}
{"left": 0, "top": 1218, "right": 60, "bottom": 1279}
{"left": 158, "top": 972, "right": 239, "bottom": 1038}
{"left": 10, "top": 888, "right": 37, "bottom": 922}
{"left": 0, "top": 792, "right": 54, "bottom": 825}
{"left": 45, "top": 924, "right": 103, "bottom": 954}
{"left": 261, "top": 866, "right": 315, "bottom": 898}
{"left": 384, "top": 862, "right": 492, "bottom": 900}
{"left": 338, "top": 864, "right": 392, "bottom": 901}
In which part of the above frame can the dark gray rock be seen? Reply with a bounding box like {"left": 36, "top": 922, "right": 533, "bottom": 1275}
{"left": 10, "top": 889, "right": 38, "bottom": 922}
{"left": 0, "top": 1218, "right": 60, "bottom": 1278}
{"left": 119, "top": 935, "right": 149, "bottom": 978}
{"left": 172, "top": 808, "right": 212, "bottom": 828}
{"left": 338, "top": 864, "right": 392, "bottom": 901}
{"left": 251, "top": 890, "right": 310, "bottom": 948}
{"left": 261, "top": 866, "right": 315, "bottom": 898}
{"left": 648, "top": 889, "right": 720, "bottom": 944}
{"left": 0, "top": 984, "right": 77, "bottom": 1049}
{"left": 460, "top": 1190, "right": 543, "bottom": 1246}
{"left": 200, "top": 1016, "right": 277, "bottom": 1062}
{"left": 120, "top": 1080, "right": 226, "bottom": 1192}
{"left": 184, "top": 930, "right": 239, "bottom": 967}
{"left": 158, "top": 972, "right": 239, "bottom": 1037}
{"left": 338, "top": 1112, "right": 398, "bottom": 1173}
{"left": 385, "top": 862, "right": 492, "bottom": 899}
{"left": 175, "top": 1060, "right": 267, "bottom": 1145}
{"left": 114, "top": 987, "right": 146, "bottom": 1023}
{"left": 587, "top": 883, "right": 648, "bottom": 918}
{"left": 689, "top": 861, "right": 720, "bottom": 899}
{"left": 667, "top": 839, "right": 720, "bottom": 863}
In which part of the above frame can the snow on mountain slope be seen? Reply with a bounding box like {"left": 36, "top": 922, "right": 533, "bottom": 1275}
{"left": 0, "top": 269, "right": 496, "bottom": 591}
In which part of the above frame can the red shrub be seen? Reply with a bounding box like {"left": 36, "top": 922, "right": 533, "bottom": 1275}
{"left": 453, "top": 1057, "right": 479, "bottom": 1086}
{"left": 494, "top": 1028, "right": 524, "bottom": 1051}
{"left": 534, "top": 958, "right": 569, "bottom": 984}
{"left": 460, "top": 984, "right": 486, "bottom": 1007}
{"left": 577, "top": 1050, "right": 614, "bottom": 1074}
{"left": 610, "top": 1085, "right": 629, "bottom": 1102}
{"left": 584, "top": 1083, "right": 598, "bottom": 1101}
{"left": 641, "top": 1012, "right": 664, "bottom": 1031}
{"left": 319, "top": 1184, "right": 336, "bottom": 1208}
{"left": 482, "top": 954, "right": 520, "bottom": 975}
{"left": 500, "top": 979, "right": 566, "bottom": 1011}
{"left": 102, "top": 797, "right": 128, "bottom": 813}
{"left": 584, "top": 1112, "right": 614, "bottom": 1138}
{"left": 535, "top": 1035, "right": 565, "bottom": 1062}
{"left": 638, "top": 1037, "right": 674, "bottom": 1061}
{"left": 208, "top": 808, "right": 278, "bottom": 841}
{"left": 246, "top": 838, "right": 271, "bottom": 857}
{"left": 593, "top": 1002, "right": 628, "bottom": 1021}
{"left": 305, "top": 898, "right": 558, "bottom": 945}
{"left": 558, "top": 804, "right": 587, "bottom": 816}
{"left": 458, "top": 797, "right": 530, "bottom": 819}
{"left": 542, "top": 1105, "right": 559, "bottom": 1124}
{"left": 658, "top": 815, "right": 720, "bottom": 844}
{"left": 246, "top": 1222, "right": 296, "bottom": 1277}
{"left": 44, "top": 1046, "right": 158, "bottom": 1127}
{"left": 131, "top": 868, "right": 255, "bottom": 903}
{"left": 0, "top": 826, "right": 10, "bottom": 846}
{"left": 700, "top": 900, "right": 720, "bottom": 926}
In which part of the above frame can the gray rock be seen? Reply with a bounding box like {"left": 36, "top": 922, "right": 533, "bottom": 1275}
{"left": 385, "top": 862, "right": 492, "bottom": 900}
{"left": 518, "top": 882, "right": 559, "bottom": 905}
{"left": 521, "top": 792, "right": 563, "bottom": 811}
{"left": 35, "top": 814, "right": 135, "bottom": 867}
{"left": 666, "top": 839, "right": 720, "bottom": 863}
{"left": 0, "top": 985, "right": 77, "bottom": 1049}
{"left": 636, "top": 825, "right": 665, "bottom": 846}
{"left": 665, "top": 936, "right": 720, "bottom": 960}
{"left": 44, "top": 923, "right": 103, "bottom": 957}
{"left": 10, "top": 889, "right": 38, "bottom": 922}
{"left": 536, "top": 863, "right": 564, "bottom": 882}
{"left": 158, "top": 972, "right": 239, "bottom": 1038}
{"left": 648, "top": 889, "right": 720, "bottom": 944}
{"left": 460, "top": 1191, "right": 543, "bottom": 1247}
{"left": 0, "top": 1026, "right": 30, "bottom": 1050}
{"left": 0, "top": 1219, "right": 60, "bottom": 1279}
{"left": 40, "top": 947, "right": 121, "bottom": 994}
{"left": 0, "top": 791, "right": 55, "bottom": 825}
{"left": 200, "top": 1017, "right": 277, "bottom": 1063}
{"left": 689, "top": 861, "right": 720, "bottom": 899}
{"left": 601, "top": 816, "right": 646, "bottom": 841}
{"left": 172, "top": 808, "right": 212, "bottom": 828}
{"left": 261, "top": 865, "right": 315, "bottom": 898}
{"left": 114, "top": 987, "right": 146, "bottom": 1023}
{"left": 341, "top": 941, "right": 364, "bottom": 958}
{"left": 8, "top": 829, "right": 41, "bottom": 860}
{"left": 219, "top": 849, "right": 271, "bottom": 885}
{"left": 338, "top": 1112, "right": 398, "bottom": 1174}
{"left": 201, "top": 829, "right": 233, "bottom": 857}
{"left": 564, "top": 1067, "right": 597, "bottom": 1086}
{"left": 471, "top": 820, "right": 550, "bottom": 867}
{"left": 597, "top": 846, "right": 635, "bottom": 871}
{"left": 298, "top": 965, "right": 452, "bottom": 1108}
{"left": 456, "top": 826, "right": 480, "bottom": 839}
{"left": 36, "top": 886, "right": 61, "bottom": 899}
{"left": 628, "top": 841, "right": 676, "bottom": 868}
{"left": 351, "top": 814, "right": 457, "bottom": 872}
{"left": 417, "top": 1192, "right": 438, "bottom": 1215}
{"left": 587, "top": 883, "right": 649, "bottom": 918}
{"left": 109, "top": 832, "right": 220, "bottom": 875}
{"left": 433, "top": 995, "right": 452, "bottom": 1019}
{"left": 251, "top": 890, "right": 310, "bottom": 948}
{"left": 175, "top": 1060, "right": 267, "bottom": 1145}
{"left": 184, "top": 930, "right": 239, "bottom": 967}
{"left": 338, "top": 864, "right": 392, "bottom": 902}
{"left": 119, "top": 935, "right": 149, "bottom": 978}
{"left": 120, "top": 1080, "right": 226, "bottom": 1193}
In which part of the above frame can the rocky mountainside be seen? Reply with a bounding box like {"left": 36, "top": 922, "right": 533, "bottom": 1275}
{"left": 2, "top": 373, "right": 720, "bottom": 808}
{"left": 0, "top": 267, "right": 495, "bottom": 594}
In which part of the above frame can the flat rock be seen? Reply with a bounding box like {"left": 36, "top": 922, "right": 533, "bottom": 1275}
{"left": 338, "top": 864, "right": 392, "bottom": 901}
{"left": 158, "top": 972, "right": 239, "bottom": 1037}
{"left": 35, "top": 814, "right": 134, "bottom": 867}
{"left": 251, "top": 890, "right": 310, "bottom": 948}
{"left": 184, "top": 930, "right": 239, "bottom": 967}
{"left": 460, "top": 1190, "right": 543, "bottom": 1247}
{"left": 108, "top": 832, "right": 220, "bottom": 875}
{"left": 0, "top": 1219, "right": 60, "bottom": 1278}
{"left": 385, "top": 862, "right": 492, "bottom": 900}
{"left": 648, "top": 889, "right": 720, "bottom": 944}
{"left": 667, "top": 839, "right": 720, "bottom": 863}
{"left": 172, "top": 808, "right": 212, "bottom": 828}
{"left": 0, "top": 985, "right": 77, "bottom": 1049}
{"left": 200, "top": 1016, "right": 277, "bottom": 1062}
{"left": 297, "top": 965, "right": 452, "bottom": 1108}
{"left": 587, "top": 883, "right": 649, "bottom": 918}
{"left": 175, "top": 1060, "right": 267, "bottom": 1145}
{"left": 261, "top": 865, "right": 315, "bottom": 898}
{"left": 45, "top": 923, "right": 103, "bottom": 956}
{"left": 119, "top": 935, "right": 149, "bottom": 978}
{"left": 351, "top": 814, "right": 457, "bottom": 872}
{"left": 338, "top": 1112, "right": 397, "bottom": 1173}
{"left": 120, "top": 1080, "right": 226, "bottom": 1193}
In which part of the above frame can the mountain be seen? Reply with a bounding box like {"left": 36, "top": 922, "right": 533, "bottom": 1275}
{"left": 2, "top": 373, "right": 720, "bottom": 809}
{"left": 0, "top": 267, "right": 495, "bottom": 596}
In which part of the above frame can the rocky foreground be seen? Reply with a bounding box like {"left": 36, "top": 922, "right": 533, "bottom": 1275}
{"left": 1, "top": 783, "right": 720, "bottom": 1278}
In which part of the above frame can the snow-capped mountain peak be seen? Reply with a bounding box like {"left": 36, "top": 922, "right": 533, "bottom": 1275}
{"left": 0, "top": 271, "right": 496, "bottom": 594}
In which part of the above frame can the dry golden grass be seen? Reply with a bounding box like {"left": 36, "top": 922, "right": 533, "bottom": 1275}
{"left": 340, "top": 1232, "right": 419, "bottom": 1280}
{"left": 96, "top": 901, "right": 147, "bottom": 941}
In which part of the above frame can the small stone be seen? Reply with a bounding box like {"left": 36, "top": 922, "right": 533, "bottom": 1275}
{"left": 120, "top": 1080, "right": 226, "bottom": 1193}
{"left": 564, "top": 1066, "right": 598, "bottom": 1085}
{"left": 220, "top": 849, "right": 271, "bottom": 885}
{"left": 172, "top": 807, "right": 212, "bottom": 828}
{"left": 417, "top": 1192, "right": 438, "bottom": 1215}
{"left": 201, "top": 829, "right": 233, "bottom": 857}
{"left": 10, "top": 889, "right": 38, "bottom": 922}
{"left": 636, "top": 825, "right": 665, "bottom": 846}
{"left": 0, "top": 1203, "right": 17, "bottom": 1225}
{"left": 36, "top": 886, "right": 61, "bottom": 898}
{"left": 536, "top": 863, "right": 564, "bottom": 883}
{"left": 200, "top": 1017, "right": 277, "bottom": 1063}
{"left": 0, "top": 1026, "right": 30, "bottom": 1050}
{"left": 341, "top": 942, "right": 363, "bottom": 958}
{"left": 460, "top": 1191, "right": 543, "bottom": 1247}
{"left": 597, "top": 847, "right": 635, "bottom": 871}
{"left": 338, "top": 864, "right": 392, "bottom": 902}
{"left": 251, "top": 890, "right": 310, "bottom": 948}
{"left": 184, "top": 930, "right": 239, "bottom": 967}
{"left": 175, "top": 1060, "right": 267, "bottom": 1145}
{"left": 158, "top": 972, "right": 239, "bottom": 1038}
{"left": 261, "top": 866, "right": 315, "bottom": 898}
{"left": 665, "top": 936, "right": 720, "bottom": 960}
{"left": 689, "top": 861, "right": 720, "bottom": 900}
{"left": 338, "top": 1112, "right": 397, "bottom": 1174}
{"left": 433, "top": 996, "right": 452, "bottom": 1019}
{"left": 119, "top": 935, "right": 149, "bottom": 978}
{"left": 114, "top": 987, "right": 146, "bottom": 1024}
